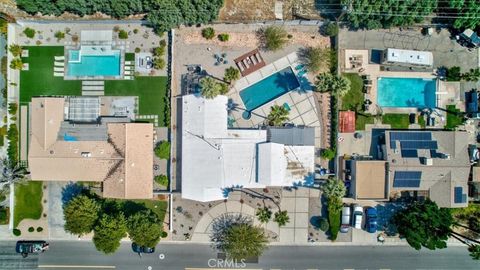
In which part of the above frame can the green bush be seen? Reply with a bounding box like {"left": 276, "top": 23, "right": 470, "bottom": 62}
{"left": 321, "top": 148, "right": 336, "bottom": 160}
{"left": 327, "top": 197, "right": 342, "bottom": 241}
{"left": 153, "top": 58, "right": 166, "bottom": 70}
{"left": 135, "top": 47, "right": 141, "bottom": 53}
{"left": 201, "top": 27, "right": 215, "bottom": 40}
{"left": 133, "top": 29, "right": 139, "bottom": 34}
{"left": 319, "top": 218, "right": 329, "bottom": 232}
{"left": 154, "top": 141, "right": 170, "bottom": 159}
{"left": 7, "top": 123, "right": 18, "bottom": 163}
{"left": 0, "top": 207, "right": 8, "bottom": 224}
{"left": 262, "top": 26, "right": 288, "bottom": 51}
{"left": 10, "top": 58, "right": 23, "bottom": 70}
{"left": 161, "top": 231, "right": 168, "bottom": 238}
{"left": 217, "top": 33, "right": 229, "bottom": 42}
{"left": 159, "top": 39, "right": 167, "bottom": 48}
{"left": 23, "top": 27, "right": 36, "bottom": 38}
{"left": 324, "top": 22, "right": 339, "bottom": 37}
{"left": 153, "top": 46, "right": 165, "bottom": 57}
{"left": 8, "top": 103, "right": 18, "bottom": 115}
{"left": 54, "top": 31, "right": 65, "bottom": 41}
{"left": 28, "top": 226, "right": 34, "bottom": 232}
{"left": 36, "top": 227, "right": 43, "bottom": 232}
{"left": 446, "top": 66, "right": 461, "bottom": 81}
{"left": 118, "top": 30, "right": 128, "bottom": 39}
{"left": 13, "top": 228, "right": 21, "bottom": 236}
{"left": 154, "top": 174, "right": 169, "bottom": 187}
{"left": 9, "top": 44, "right": 23, "bottom": 57}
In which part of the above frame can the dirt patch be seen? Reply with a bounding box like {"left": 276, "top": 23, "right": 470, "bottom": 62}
{"left": 182, "top": 28, "right": 330, "bottom": 49}
{"left": 218, "top": 0, "right": 276, "bottom": 22}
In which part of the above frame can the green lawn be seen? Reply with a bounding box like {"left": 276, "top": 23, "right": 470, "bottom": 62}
{"left": 20, "top": 46, "right": 81, "bottom": 104}
{"left": 355, "top": 113, "right": 374, "bottom": 131}
{"left": 14, "top": 181, "right": 43, "bottom": 227}
{"left": 138, "top": 200, "right": 168, "bottom": 224}
{"left": 111, "top": 199, "right": 168, "bottom": 224}
{"left": 382, "top": 113, "right": 410, "bottom": 129}
{"left": 105, "top": 77, "right": 168, "bottom": 126}
{"left": 341, "top": 73, "right": 364, "bottom": 111}
{"left": 446, "top": 105, "right": 464, "bottom": 130}
{"left": 418, "top": 115, "right": 426, "bottom": 128}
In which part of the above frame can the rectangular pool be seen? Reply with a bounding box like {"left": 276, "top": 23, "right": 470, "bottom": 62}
{"left": 67, "top": 50, "right": 121, "bottom": 77}
{"left": 240, "top": 67, "right": 300, "bottom": 111}
{"left": 377, "top": 77, "right": 436, "bottom": 108}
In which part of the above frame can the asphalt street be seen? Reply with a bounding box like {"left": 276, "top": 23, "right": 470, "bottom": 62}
{"left": 1, "top": 241, "right": 478, "bottom": 270}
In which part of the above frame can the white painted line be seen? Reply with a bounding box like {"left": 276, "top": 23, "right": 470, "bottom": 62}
{"left": 38, "top": 265, "right": 115, "bottom": 269}
{"left": 185, "top": 269, "right": 262, "bottom": 270}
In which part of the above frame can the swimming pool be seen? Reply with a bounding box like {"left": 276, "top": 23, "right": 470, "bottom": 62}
{"left": 67, "top": 50, "right": 121, "bottom": 77}
{"left": 377, "top": 77, "right": 436, "bottom": 108}
{"left": 239, "top": 67, "right": 300, "bottom": 111}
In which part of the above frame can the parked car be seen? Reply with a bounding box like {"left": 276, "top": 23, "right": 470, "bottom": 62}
{"left": 340, "top": 205, "right": 351, "bottom": 233}
{"left": 131, "top": 243, "right": 155, "bottom": 254}
{"left": 353, "top": 204, "right": 363, "bottom": 229}
{"left": 16, "top": 241, "right": 49, "bottom": 258}
{"left": 365, "top": 207, "right": 378, "bottom": 233}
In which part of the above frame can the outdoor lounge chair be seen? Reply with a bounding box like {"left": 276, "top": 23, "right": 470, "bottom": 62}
{"left": 54, "top": 56, "right": 65, "bottom": 61}
{"left": 125, "top": 66, "right": 133, "bottom": 70}
{"left": 54, "top": 61, "right": 65, "bottom": 67}
{"left": 124, "top": 75, "right": 133, "bottom": 80}
{"left": 53, "top": 72, "right": 64, "bottom": 77}
{"left": 124, "top": 71, "right": 132, "bottom": 75}
{"left": 125, "top": 61, "right": 133, "bottom": 65}
{"left": 54, "top": 67, "right": 64, "bottom": 72}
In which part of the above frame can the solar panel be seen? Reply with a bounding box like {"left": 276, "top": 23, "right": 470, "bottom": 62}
{"left": 454, "top": 187, "right": 466, "bottom": 204}
{"left": 401, "top": 150, "right": 418, "bottom": 158}
{"left": 389, "top": 132, "right": 435, "bottom": 151}
{"left": 400, "top": 140, "right": 438, "bottom": 150}
{"left": 393, "top": 171, "right": 421, "bottom": 188}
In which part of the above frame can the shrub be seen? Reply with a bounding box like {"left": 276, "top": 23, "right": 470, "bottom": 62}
{"left": 261, "top": 26, "right": 288, "bottom": 51}
{"left": 13, "top": 228, "right": 21, "bottom": 236}
{"left": 324, "top": 22, "right": 339, "bottom": 37}
{"left": 217, "top": 33, "right": 229, "bottom": 42}
{"left": 159, "top": 39, "right": 167, "bottom": 48}
{"left": 135, "top": 47, "right": 141, "bottom": 53}
{"left": 201, "top": 27, "right": 215, "bottom": 39}
{"left": 321, "top": 148, "right": 336, "bottom": 160}
{"left": 133, "top": 29, "right": 139, "bottom": 34}
{"left": 161, "top": 231, "right": 168, "bottom": 238}
{"left": 155, "top": 141, "right": 170, "bottom": 159}
{"left": 54, "top": 31, "right": 65, "bottom": 41}
{"left": 35, "top": 40, "right": 42, "bottom": 46}
{"left": 10, "top": 58, "right": 23, "bottom": 70}
{"left": 113, "top": 26, "right": 120, "bottom": 32}
{"left": 0, "top": 207, "right": 8, "bottom": 224}
{"left": 224, "top": 67, "right": 240, "bottom": 83}
{"left": 118, "top": 30, "right": 128, "bottom": 39}
{"left": 153, "top": 58, "right": 166, "bottom": 70}
{"left": 28, "top": 226, "right": 34, "bottom": 232}
{"left": 72, "top": 35, "right": 79, "bottom": 42}
{"left": 287, "top": 34, "right": 293, "bottom": 39}
{"left": 327, "top": 197, "right": 342, "bottom": 241}
{"left": 9, "top": 44, "right": 22, "bottom": 57}
{"left": 36, "top": 227, "right": 43, "bottom": 232}
{"left": 153, "top": 46, "right": 165, "bottom": 57}
{"left": 446, "top": 66, "right": 461, "bottom": 81}
{"left": 8, "top": 103, "right": 18, "bottom": 115}
{"left": 23, "top": 27, "right": 35, "bottom": 38}
{"left": 319, "top": 218, "right": 329, "bottom": 232}
{"left": 154, "top": 174, "right": 169, "bottom": 187}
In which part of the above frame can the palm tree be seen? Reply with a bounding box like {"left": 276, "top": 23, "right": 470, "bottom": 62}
{"left": 333, "top": 76, "right": 351, "bottom": 97}
{"left": 0, "top": 159, "right": 29, "bottom": 195}
{"left": 469, "top": 245, "right": 480, "bottom": 260}
{"left": 200, "top": 77, "right": 228, "bottom": 99}
{"left": 274, "top": 210, "right": 290, "bottom": 227}
{"left": 321, "top": 178, "right": 346, "bottom": 199}
{"left": 267, "top": 105, "right": 289, "bottom": 126}
{"left": 314, "top": 73, "right": 351, "bottom": 97}
{"left": 224, "top": 67, "right": 240, "bottom": 84}
{"left": 256, "top": 207, "right": 272, "bottom": 223}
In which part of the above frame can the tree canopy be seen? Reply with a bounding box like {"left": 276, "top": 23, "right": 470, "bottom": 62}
{"left": 449, "top": 0, "right": 480, "bottom": 29}
{"left": 127, "top": 210, "right": 162, "bottom": 248}
{"left": 321, "top": 178, "right": 346, "bottom": 199}
{"left": 341, "top": 0, "right": 437, "bottom": 29}
{"left": 315, "top": 73, "right": 351, "bottom": 97}
{"left": 93, "top": 214, "right": 127, "bottom": 254}
{"left": 64, "top": 195, "right": 100, "bottom": 236}
{"left": 223, "top": 223, "right": 268, "bottom": 260}
{"left": 267, "top": 105, "right": 289, "bottom": 126}
{"left": 393, "top": 199, "right": 453, "bottom": 250}
{"left": 16, "top": 0, "right": 224, "bottom": 33}
{"left": 200, "top": 77, "right": 228, "bottom": 99}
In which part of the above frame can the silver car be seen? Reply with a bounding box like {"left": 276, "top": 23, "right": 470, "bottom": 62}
{"left": 353, "top": 204, "right": 363, "bottom": 229}
{"left": 340, "top": 205, "right": 351, "bottom": 233}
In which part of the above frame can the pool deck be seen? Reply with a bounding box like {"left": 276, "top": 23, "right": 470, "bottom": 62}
{"left": 227, "top": 52, "right": 321, "bottom": 149}
{"left": 343, "top": 49, "right": 437, "bottom": 115}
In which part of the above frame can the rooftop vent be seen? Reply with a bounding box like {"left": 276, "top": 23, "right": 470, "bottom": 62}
{"left": 81, "top": 152, "right": 91, "bottom": 157}
{"left": 421, "top": 157, "right": 433, "bottom": 166}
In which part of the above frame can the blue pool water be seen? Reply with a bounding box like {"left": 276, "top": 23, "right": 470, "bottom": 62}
{"left": 67, "top": 50, "right": 121, "bottom": 77}
{"left": 377, "top": 77, "right": 436, "bottom": 108}
{"left": 63, "top": 133, "right": 78, "bottom": 141}
{"left": 240, "top": 67, "right": 300, "bottom": 111}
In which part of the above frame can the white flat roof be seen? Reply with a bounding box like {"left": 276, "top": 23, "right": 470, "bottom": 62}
{"left": 385, "top": 48, "right": 433, "bottom": 66}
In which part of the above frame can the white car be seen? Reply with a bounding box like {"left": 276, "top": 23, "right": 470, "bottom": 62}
{"left": 340, "top": 205, "right": 351, "bottom": 233}
{"left": 353, "top": 204, "right": 363, "bottom": 229}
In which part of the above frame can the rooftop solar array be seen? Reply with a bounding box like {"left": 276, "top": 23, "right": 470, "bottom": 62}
{"left": 68, "top": 97, "right": 100, "bottom": 123}
{"left": 390, "top": 132, "right": 438, "bottom": 157}
{"left": 454, "top": 187, "right": 467, "bottom": 204}
{"left": 393, "top": 171, "right": 421, "bottom": 188}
